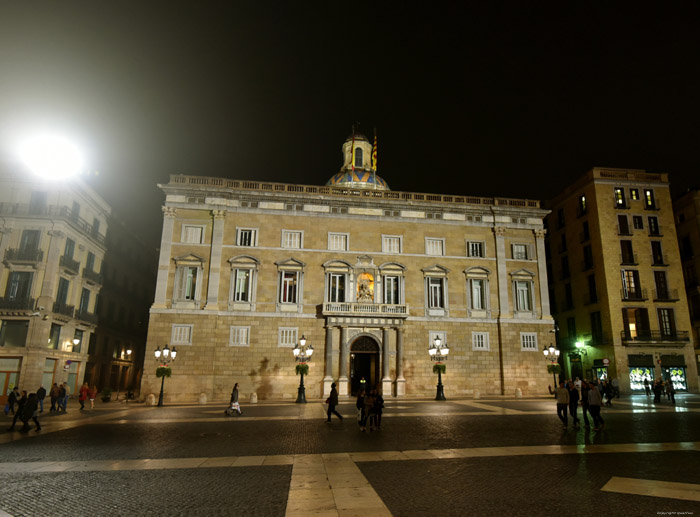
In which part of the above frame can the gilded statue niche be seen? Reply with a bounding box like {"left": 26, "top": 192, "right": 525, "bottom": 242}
{"left": 356, "top": 272, "right": 374, "bottom": 302}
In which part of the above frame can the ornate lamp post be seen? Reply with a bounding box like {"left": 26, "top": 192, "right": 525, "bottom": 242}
{"left": 543, "top": 344, "right": 561, "bottom": 388}
{"left": 154, "top": 344, "right": 177, "bottom": 407}
{"left": 292, "top": 335, "right": 313, "bottom": 403}
{"left": 428, "top": 335, "right": 450, "bottom": 401}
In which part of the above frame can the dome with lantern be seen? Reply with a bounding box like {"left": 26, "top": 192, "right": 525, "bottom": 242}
{"left": 326, "top": 131, "right": 389, "bottom": 190}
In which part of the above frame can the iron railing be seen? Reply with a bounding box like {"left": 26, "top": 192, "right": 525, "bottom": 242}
{"left": 323, "top": 302, "right": 409, "bottom": 317}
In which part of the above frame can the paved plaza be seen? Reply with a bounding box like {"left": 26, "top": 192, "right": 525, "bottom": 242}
{"left": 0, "top": 394, "right": 699, "bottom": 516}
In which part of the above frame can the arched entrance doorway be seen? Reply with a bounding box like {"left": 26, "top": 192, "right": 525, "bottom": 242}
{"left": 350, "top": 336, "right": 380, "bottom": 396}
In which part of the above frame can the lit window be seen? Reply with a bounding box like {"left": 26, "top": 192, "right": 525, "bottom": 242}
{"left": 614, "top": 187, "right": 626, "bottom": 207}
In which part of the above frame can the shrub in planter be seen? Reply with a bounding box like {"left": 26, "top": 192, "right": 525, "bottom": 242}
{"left": 101, "top": 387, "right": 112, "bottom": 402}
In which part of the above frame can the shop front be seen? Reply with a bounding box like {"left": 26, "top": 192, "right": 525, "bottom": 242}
{"left": 628, "top": 354, "right": 655, "bottom": 392}
{"left": 660, "top": 354, "right": 688, "bottom": 392}
{"left": 592, "top": 358, "right": 608, "bottom": 381}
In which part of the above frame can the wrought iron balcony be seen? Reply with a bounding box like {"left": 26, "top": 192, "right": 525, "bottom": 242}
{"left": 59, "top": 255, "right": 80, "bottom": 274}
{"left": 621, "top": 288, "right": 647, "bottom": 301}
{"left": 4, "top": 248, "right": 44, "bottom": 263}
{"left": 75, "top": 310, "right": 98, "bottom": 325}
{"left": 52, "top": 302, "right": 75, "bottom": 317}
{"left": 322, "top": 302, "right": 409, "bottom": 318}
{"left": 0, "top": 297, "right": 35, "bottom": 311}
{"left": 621, "top": 330, "right": 689, "bottom": 343}
{"left": 82, "top": 268, "right": 103, "bottom": 285}
{"left": 653, "top": 288, "right": 679, "bottom": 301}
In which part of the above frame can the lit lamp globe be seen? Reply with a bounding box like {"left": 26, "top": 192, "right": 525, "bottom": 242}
{"left": 19, "top": 135, "right": 84, "bottom": 180}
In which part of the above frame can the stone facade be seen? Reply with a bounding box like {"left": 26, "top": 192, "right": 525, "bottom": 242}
{"left": 546, "top": 167, "right": 698, "bottom": 395}
{"left": 142, "top": 137, "right": 554, "bottom": 403}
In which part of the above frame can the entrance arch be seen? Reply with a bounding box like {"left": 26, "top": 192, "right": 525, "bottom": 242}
{"left": 349, "top": 335, "right": 380, "bottom": 396}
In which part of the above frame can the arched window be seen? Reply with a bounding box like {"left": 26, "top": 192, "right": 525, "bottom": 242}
{"left": 355, "top": 148, "right": 363, "bottom": 168}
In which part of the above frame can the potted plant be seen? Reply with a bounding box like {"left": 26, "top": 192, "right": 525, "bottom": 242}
{"left": 101, "top": 387, "right": 112, "bottom": 402}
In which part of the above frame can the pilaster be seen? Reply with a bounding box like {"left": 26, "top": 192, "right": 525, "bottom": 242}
{"left": 204, "top": 210, "right": 226, "bottom": 310}
{"left": 153, "top": 207, "right": 176, "bottom": 308}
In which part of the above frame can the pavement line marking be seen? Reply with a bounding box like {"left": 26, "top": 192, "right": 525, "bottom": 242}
{"left": 454, "top": 400, "right": 526, "bottom": 414}
{"left": 601, "top": 476, "right": 700, "bottom": 502}
{"left": 1, "top": 441, "right": 697, "bottom": 474}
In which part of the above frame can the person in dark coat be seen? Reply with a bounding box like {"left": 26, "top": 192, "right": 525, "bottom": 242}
{"left": 6, "top": 387, "right": 19, "bottom": 415}
{"left": 567, "top": 382, "right": 580, "bottom": 427}
{"left": 8, "top": 391, "right": 27, "bottom": 431}
{"left": 326, "top": 383, "right": 343, "bottom": 422}
{"left": 371, "top": 388, "right": 384, "bottom": 430}
{"left": 49, "top": 383, "right": 60, "bottom": 412}
{"left": 581, "top": 381, "right": 591, "bottom": 428}
{"left": 37, "top": 385, "right": 47, "bottom": 413}
{"left": 356, "top": 389, "right": 367, "bottom": 432}
{"left": 19, "top": 393, "right": 40, "bottom": 433}
{"left": 652, "top": 380, "right": 663, "bottom": 403}
{"left": 229, "top": 383, "right": 242, "bottom": 415}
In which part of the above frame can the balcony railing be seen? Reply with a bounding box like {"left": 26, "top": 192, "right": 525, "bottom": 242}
{"left": 0, "top": 297, "right": 35, "bottom": 310}
{"left": 653, "top": 288, "right": 679, "bottom": 301}
{"left": 82, "top": 268, "right": 103, "bottom": 285}
{"left": 621, "top": 330, "right": 689, "bottom": 343}
{"left": 620, "top": 253, "right": 638, "bottom": 266}
{"left": 75, "top": 310, "right": 98, "bottom": 325}
{"left": 0, "top": 203, "right": 105, "bottom": 245}
{"left": 4, "top": 248, "right": 44, "bottom": 263}
{"left": 52, "top": 302, "right": 75, "bottom": 317}
{"left": 59, "top": 255, "right": 80, "bottom": 274}
{"left": 621, "top": 288, "right": 648, "bottom": 301}
{"left": 323, "top": 302, "right": 409, "bottom": 318}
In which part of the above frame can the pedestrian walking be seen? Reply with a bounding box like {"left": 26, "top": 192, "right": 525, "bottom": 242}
{"left": 652, "top": 380, "right": 663, "bottom": 403}
{"left": 89, "top": 386, "right": 97, "bottom": 409}
{"left": 49, "top": 383, "right": 60, "bottom": 412}
{"left": 62, "top": 382, "right": 71, "bottom": 411}
{"left": 365, "top": 389, "right": 377, "bottom": 431}
{"left": 611, "top": 378, "right": 620, "bottom": 399}
{"left": 356, "top": 389, "right": 367, "bottom": 431}
{"left": 371, "top": 388, "right": 384, "bottom": 430}
{"left": 665, "top": 381, "right": 672, "bottom": 401}
{"left": 37, "top": 385, "right": 46, "bottom": 413}
{"left": 554, "top": 381, "right": 569, "bottom": 428}
{"left": 588, "top": 382, "right": 605, "bottom": 430}
{"left": 5, "top": 387, "right": 19, "bottom": 415}
{"left": 325, "top": 383, "right": 343, "bottom": 423}
{"left": 8, "top": 390, "right": 27, "bottom": 431}
{"left": 643, "top": 378, "right": 651, "bottom": 397}
{"left": 228, "top": 383, "right": 242, "bottom": 415}
{"left": 567, "top": 382, "right": 580, "bottom": 427}
{"left": 581, "top": 381, "right": 591, "bottom": 428}
{"left": 602, "top": 381, "right": 613, "bottom": 407}
{"left": 79, "top": 382, "right": 89, "bottom": 410}
{"left": 668, "top": 381, "right": 676, "bottom": 405}
{"left": 19, "top": 393, "right": 40, "bottom": 433}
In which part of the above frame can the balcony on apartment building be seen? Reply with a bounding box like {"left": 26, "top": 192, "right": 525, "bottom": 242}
{"left": 82, "top": 268, "right": 103, "bottom": 285}
{"left": 75, "top": 309, "right": 98, "bottom": 325}
{"left": 59, "top": 255, "right": 81, "bottom": 275}
{"left": 0, "top": 296, "right": 35, "bottom": 312}
{"left": 4, "top": 248, "right": 44, "bottom": 264}
{"left": 52, "top": 302, "right": 75, "bottom": 318}
{"left": 621, "top": 329, "right": 689, "bottom": 344}
{"left": 322, "top": 302, "right": 409, "bottom": 318}
{"left": 653, "top": 288, "right": 680, "bottom": 302}
{"left": 0, "top": 202, "right": 105, "bottom": 245}
{"left": 621, "top": 288, "right": 648, "bottom": 301}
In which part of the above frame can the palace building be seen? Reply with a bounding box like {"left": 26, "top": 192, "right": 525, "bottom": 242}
{"left": 141, "top": 133, "right": 554, "bottom": 402}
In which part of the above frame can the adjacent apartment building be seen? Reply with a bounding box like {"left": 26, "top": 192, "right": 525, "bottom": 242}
{"left": 142, "top": 134, "right": 554, "bottom": 403}
{"left": 0, "top": 162, "right": 109, "bottom": 403}
{"left": 546, "top": 167, "right": 698, "bottom": 395}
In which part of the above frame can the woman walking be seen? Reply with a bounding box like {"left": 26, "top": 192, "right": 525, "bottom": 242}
{"left": 371, "top": 388, "right": 384, "bottom": 430}
{"left": 79, "top": 382, "right": 89, "bottom": 410}
{"left": 229, "top": 383, "right": 242, "bottom": 415}
{"left": 89, "top": 386, "right": 97, "bottom": 409}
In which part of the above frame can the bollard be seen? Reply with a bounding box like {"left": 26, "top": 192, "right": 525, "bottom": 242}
{"left": 515, "top": 388, "right": 523, "bottom": 398}
{"left": 198, "top": 393, "right": 207, "bottom": 405}
{"left": 250, "top": 392, "right": 258, "bottom": 404}
{"left": 146, "top": 394, "right": 156, "bottom": 406}
{"left": 473, "top": 389, "right": 481, "bottom": 400}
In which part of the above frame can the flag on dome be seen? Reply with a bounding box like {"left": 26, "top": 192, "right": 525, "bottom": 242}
{"left": 371, "top": 129, "right": 378, "bottom": 171}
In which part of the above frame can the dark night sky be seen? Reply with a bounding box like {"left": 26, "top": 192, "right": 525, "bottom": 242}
{"left": 1, "top": 2, "right": 699, "bottom": 246}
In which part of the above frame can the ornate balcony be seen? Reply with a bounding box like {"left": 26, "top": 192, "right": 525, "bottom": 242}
{"left": 621, "top": 288, "right": 648, "bottom": 301}
{"left": 82, "top": 268, "right": 103, "bottom": 285}
{"left": 4, "top": 248, "right": 44, "bottom": 264}
{"left": 52, "top": 302, "right": 75, "bottom": 318}
{"left": 60, "top": 255, "right": 80, "bottom": 275}
{"left": 621, "top": 329, "right": 689, "bottom": 344}
{"left": 322, "top": 302, "right": 409, "bottom": 318}
{"left": 0, "top": 297, "right": 35, "bottom": 311}
{"left": 75, "top": 310, "right": 98, "bottom": 325}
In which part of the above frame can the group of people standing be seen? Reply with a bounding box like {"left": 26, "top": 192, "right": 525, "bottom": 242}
{"left": 553, "top": 378, "right": 606, "bottom": 431}
{"left": 643, "top": 378, "right": 676, "bottom": 404}
{"left": 355, "top": 387, "right": 384, "bottom": 432}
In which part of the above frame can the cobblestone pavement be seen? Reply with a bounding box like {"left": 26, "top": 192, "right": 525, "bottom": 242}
{"left": 0, "top": 394, "right": 698, "bottom": 516}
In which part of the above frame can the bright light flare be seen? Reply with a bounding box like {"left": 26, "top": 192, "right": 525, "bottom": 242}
{"left": 19, "top": 135, "right": 84, "bottom": 180}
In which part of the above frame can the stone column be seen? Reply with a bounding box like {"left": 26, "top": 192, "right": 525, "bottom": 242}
{"left": 382, "top": 327, "right": 392, "bottom": 397}
{"left": 153, "top": 207, "right": 176, "bottom": 308}
{"left": 534, "top": 229, "right": 551, "bottom": 318}
{"left": 204, "top": 210, "right": 226, "bottom": 310}
{"left": 38, "top": 230, "right": 65, "bottom": 307}
{"left": 493, "top": 226, "right": 509, "bottom": 316}
{"left": 323, "top": 325, "right": 334, "bottom": 397}
{"left": 338, "top": 326, "right": 349, "bottom": 396}
{"left": 396, "top": 327, "right": 406, "bottom": 396}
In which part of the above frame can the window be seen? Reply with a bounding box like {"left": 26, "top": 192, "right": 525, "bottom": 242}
{"left": 48, "top": 323, "right": 61, "bottom": 349}
{"left": 467, "top": 241, "right": 484, "bottom": 257}
{"left": 327, "top": 273, "right": 346, "bottom": 302}
{"left": 582, "top": 221, "right": 590, "bottom": 242}
{"left": 621, "top": 269, "right": 642, "bottom": 299}
{"left": 279, "top": 327, "right": 298, "bottom": 347}
{"left": 557, "top": 209, "right": 565, "bottom": 228}
{"left": 583, "top": 245, "right": 593, "bottom": 270}
{"left": 92, "top": 218, "right": 100, "bottom": 237}
{"left": 20, "top": 230, "right": 40, "bottom": 253}
{"left": 382, "top": 235, "right": 402, "bottom": 254}
{"left": 78, "top": 288, "right": 90, "bottom": 314}
{"left": 428, "top": 277, "right": 445, "bottom": 308}
{"left": 228, "top": 256, "right": 259, "bottom": 306}
{"left": 229, "top": 326, "right": 250, "bottom": 347}
{"left": 630, "top": 188, "right": 639, "bottom": 201}
{"left": 514, "top": 280, "right": 533, "bottom": 312}
{"left": 614, "top": 187, "right": 626, "bottom": 208}
{"left": 648, "top": 216, "right": 660, "bottom": 236}
{"left": 587, "top": 274, "right": 598, "bottom": 303}
{"left": 56, "top": 277, "right": 70, "bottom": 305}
{"left": 354, "top": 148, "right": 363, "bottom": 168}
{"left": 651, "top": 241, "right": 665, "bottom": 265}
{"left": 86, "top": 252, "right": 95, "bottom": 272}
{"left": 29, "top": 191, "right": 47, "bottom": 214}
{"left": 620, "top": 240, "right": 635, "bottom": 264}
{"left": 472, "top": 332, "right": 490, "bottom": 351}
{"left": 64, "top": 238, "right": 75, "bottom": 259}
{"left": 578, "top": 195, "right": 587, "bottom": 215}
{"left": 73, "top": 329, "right": 83, "bottom": 353}
{"left": 512, "top": 244, "right": 529, "bottom": 260}
{"left": 566, "top": 317, "right": 576, "bottom": 343}
{"left": 384, "top": 275, "right": 400, "bottom": 304}
{"left": 618, "top": 215, "right": 630, "bottom": 235}
{"left": 590, "top": 311, "right": 603, "bottom": 344}
{"left": 182, "top": 225, "right": 204, "bottom": 244}
{"left": 7, "top": 272, "right": 32, "bottom": 301}
{"left": 633, "top": 216, "right": 643, "bottom": 229}
{"left": 469, "top": 279, "right": 486, "bottom": 310}
{"left": 42, "top": 358, "right": 56, "bottom": 388}
{"left": 281, "top": 230, "right": 303, "bottom": 249}
{"left": 71, "top": 201, "right": 80, "bottom": 219}
{"left": 426, "top": 238, "right": 444, "bottom": 256}
{"left": 280, "top": 271, "right": 299, "bottom": 303}
{"left": 560, "top": 234, "right": 567, "bottom": 253}
{"left": 561, "top": 256, "right": 570, "bottom": 278}
{"left": 232, "top": 269, "right": 252, "bottom": 302}
{"left": 329, "top": 233, "right": 349, "bottom": 251}
{"left": 644, "top": 189, "right": 656, "bottom": 210}
{"left": 520, "top": 333, "right": 538, "bottom": 351}
{"left": 655, "top": 271, "right": 669, "bottom": 299}
{"left": 0, "top": 321, "right": 27, "bottom": 348}
{"left": 564, "top": 283, "right": 573, "bottom": 310}
{"left": 658, "top": 308, "right": 676, "bottom": 337}
{"left": 176, "top": 266, "right": 199, "bottom": 300}
{"left": 171, "top": 324, "right": 193, "bottom": 344}
{"left": 236, "top": 228, "right": 258, "bottom": 247}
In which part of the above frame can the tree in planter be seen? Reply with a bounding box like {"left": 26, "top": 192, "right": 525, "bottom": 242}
{"left": 101, "top": 387, "right": 112, "bottom": 402}
{"left": 547, "top": 363, "right": 561, "bottom": 390}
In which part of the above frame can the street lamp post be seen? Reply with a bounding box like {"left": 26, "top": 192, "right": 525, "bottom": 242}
{"left": 428, "top": 335, "right": 450, "bottom": 401}
{"left": 292, "top": 335, "right": 313, "bottom": 403}
{"left": 543, "top": 344, "right": 561, "bottom": 388}
{"left": 154, "top": 344, "right": 177, "bottom": 407}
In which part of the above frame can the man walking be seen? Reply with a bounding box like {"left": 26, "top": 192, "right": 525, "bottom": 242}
{"left": 567, "top": 382, "right": 580, "bottom": 427}
{"left": 6, "top": 387, "right": 19, "bottom": 415}
{"left": 555, "top": 381, "right": 569, "bottom": 428}
{"left": 37, "top": 385, "right": 46, "bottom": 413}
{"left": 588, "top": 381, "right": 605, "bottom": 430}
{"left": 326, "top": 383, "right": 343, "bottom": 423}
{"left": 49, "top": 383, "right": 60, "bottom": 412}
{"left": 581, "top": 381, "right": 591, "bottom": 428}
